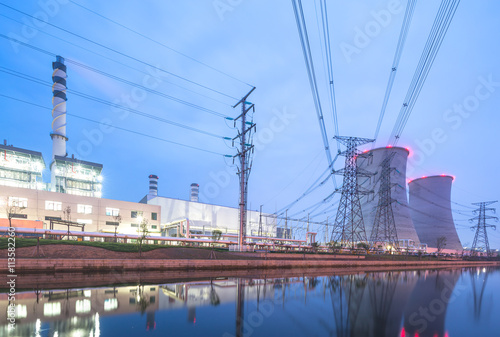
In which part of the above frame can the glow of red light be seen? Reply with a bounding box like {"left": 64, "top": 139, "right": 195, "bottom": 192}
{"left": 414, "top": 332, "right": 419, "bottom": 337}
{"left": 422, "top": 176, "right": 427, "bottom": 179}
{"left": 387, "top": 145, "right": 393, "bottom": 148}
{"left": 400, "top": 327, "right": 405, "bottom": 337}
{"left": 444, "top": 332, "right": 449, "bottom": 337}
{"left": 194, "top": 317, "right": 196, "bottom": 324}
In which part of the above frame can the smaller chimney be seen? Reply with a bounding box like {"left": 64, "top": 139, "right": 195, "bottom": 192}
{"left": 149, "top": 174, "right": 159, "bottom": 196}
{"left": 3, "top": 139, "right": 6, "bottom": 146}
{"left": 190, "top": 183, "right": 199, "bottom": 202}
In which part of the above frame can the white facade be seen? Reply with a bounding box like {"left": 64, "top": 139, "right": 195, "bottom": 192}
{"left": 144, "top": 194, "right": 277, "bottom": 238}
{"left": 0, "top": 185, "right": 161, "bottom": 236}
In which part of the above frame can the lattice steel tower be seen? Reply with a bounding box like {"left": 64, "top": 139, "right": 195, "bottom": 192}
{"left": 470, "top": 201, "right": 498, "bottom": 257}
{"left": 331, "top": 136, "right": 374, "bottom": 248}
{"left": 370, "top": 152, "right": 399, "bottom": 249}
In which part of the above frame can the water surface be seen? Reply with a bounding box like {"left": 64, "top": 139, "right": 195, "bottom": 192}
{"left": 1, "top": 267, "right": 499, "bottom": 337}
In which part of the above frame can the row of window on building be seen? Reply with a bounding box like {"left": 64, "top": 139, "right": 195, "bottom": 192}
{"left": 7, "top": 197, "right": 158, "bottom": 220}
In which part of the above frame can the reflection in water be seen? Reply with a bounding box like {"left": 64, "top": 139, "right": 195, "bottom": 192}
{"left": 1, "top": 267, "right": 499, "bottom": 336}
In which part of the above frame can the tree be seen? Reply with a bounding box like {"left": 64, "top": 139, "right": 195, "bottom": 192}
{"left": 210, "top": 229, "right": 222, "bottom": 259}
{"left": 113, "top": 213, "right": 122, "bottom": 242}
{"left": 137, "top": 218, "right": 149, "bottom": 258}
{"left": 357, "top": 242, "right": 370, "bottom": 254}
{"left": 3, "top": 197, "right": 26, "bottom": 229}
{"left": 310, "top": 241, "right": 319, "bottom": 253}
{"left": 436, "top": 236, "right": 447, "bottom": 255}
{"left": 327, "top": 241, "right": 341, "bottom": 253}
{"left": 63, "top": 206, "right": 71, "bottom": 221}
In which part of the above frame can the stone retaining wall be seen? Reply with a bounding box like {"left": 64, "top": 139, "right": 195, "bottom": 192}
{"left": 2, "top": 258, "right": 498, "bottom": 273}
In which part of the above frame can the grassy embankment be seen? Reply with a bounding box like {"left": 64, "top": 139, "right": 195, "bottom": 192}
{"left": 0, "top": 237, "right": 226, "bottom": 253}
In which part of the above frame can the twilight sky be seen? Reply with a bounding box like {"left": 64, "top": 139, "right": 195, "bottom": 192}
{"left": 1, "top": 0, "right": 499, "bottom": 248}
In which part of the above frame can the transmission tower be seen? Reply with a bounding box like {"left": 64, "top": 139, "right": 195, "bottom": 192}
{"left": 470, "top": 201, "right": 498, "bottom": 257}
{"left": 331, "top": 136, "right": 374, "bottom": 248}
{"left": 370, "top": 153, "right": 399, "bottom": 250}
{"left": 233, "top": 87, "right": 256, "bottom": 250}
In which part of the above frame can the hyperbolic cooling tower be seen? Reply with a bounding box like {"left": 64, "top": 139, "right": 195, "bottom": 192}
{"left": 408, "top": 175, "right": 462, "bottom": 251}
{"left": 357, "top": 147, "right": 420, "bottom": 245}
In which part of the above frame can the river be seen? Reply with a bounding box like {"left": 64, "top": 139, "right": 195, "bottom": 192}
{"left": 1, "top": 266, "right": 499, "bottom": 336}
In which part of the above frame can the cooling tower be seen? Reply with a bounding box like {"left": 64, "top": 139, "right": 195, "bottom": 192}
{"left": 357, "top": 147, "right": 420, "bottom": 245}
{"left": 408, "top": 175, "right": 462, "bottom": 251}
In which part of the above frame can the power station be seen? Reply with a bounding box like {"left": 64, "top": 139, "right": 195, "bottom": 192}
{"left": 0, "top": 56, "right": 479, "bottom": 255}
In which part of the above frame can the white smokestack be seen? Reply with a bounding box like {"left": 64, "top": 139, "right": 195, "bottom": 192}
{"left": 149, "top": 174, "right": 158, "bottom": 196}
{"left": 190, "top": 183, "right": 199, "bottom": 202}
{"left": 51, "top": 55, "right": 68, "bottom": 159}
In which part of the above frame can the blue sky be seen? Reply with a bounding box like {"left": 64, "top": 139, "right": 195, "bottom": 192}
{"left": 0, "top": 0, "right": 499, "bottom": 248}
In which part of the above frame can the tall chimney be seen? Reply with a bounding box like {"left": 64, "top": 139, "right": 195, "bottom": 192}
{"left": 190, "top": 183, "right": 199, "bottom": 202}
{"left": 50, "top": 56, "right": 68, "bottom": 192}
{"left": 149, "top": 174, "right": 159, "bottom": 196}
{"left": 51, "top": 55, "right": 68, "bottom": 159}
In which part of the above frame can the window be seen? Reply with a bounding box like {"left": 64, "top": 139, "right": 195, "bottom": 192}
{"left": 15, "top": 304, "right": 27, "bottom": 319}
{"left": 106, "top": 221, "right": 119, "bottom": 226}
{"left": 131, "top": 211, "right": 143, "bottom": 218}
{"left": 9, "top": 197, "right": 28, "bottom": 208}
{"left": 45, "top": 201, "right": 62, "bottom": 211}
{"left": 131, "top": 223, "right": 139, "bottom": 228}
{"left": 151, "top": 225, "right": 157, "bottom": 229}
{"left": 75, "top": 299, "right": 91, "bottom": 313}
{"left": 44, "top": 302, "right": 61, "bottom": 316}
{"left": 104, "top": 298, "right": 118, "bottom": 311}
{"left": 77, "top": 219, "right": 93, "bottom": 225}
{"left": 151, "top": 212, "right": 158, "bottom": 221}
{"left": 106, "top": 207, "right": 120, "bottom": 216}
{"left": 77, "top": 204, "right": 93, "bottom": 214}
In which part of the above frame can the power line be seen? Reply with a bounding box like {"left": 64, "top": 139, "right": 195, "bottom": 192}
{"left": 389, "top": 0, "right": 461, "bottom": 145}
{"left": 67, "top": 0, "right": 252, "bottom": 88}
{"left": 0, "top": 2, "right": 239, "bottom": 101}
{"left": 0, "top": 68, "right": 229, "bottom": 139}
{"left": 0, "top": 34, "right": 230, "bottom": 118}
{"left": 0, "top": 93, "right": 228, "bottom": 157}
{"left": 319, "top": 0, "right": 340, "bottom": 152}
{"left": 372, "top": 0, "right": 417, "bottom": 143}
{"left": 0, "top": 14, "right": 232, "bottom": 107}
{"left": 291, "top": 0, "right": 338, "bottom": 189}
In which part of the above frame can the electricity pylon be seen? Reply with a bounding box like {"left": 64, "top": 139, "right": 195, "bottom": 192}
{"left": 470, "top": 201, "right": 498, "bottom": 257}
{"left": 331, "top": 136, "right": 374, "bottom": 248}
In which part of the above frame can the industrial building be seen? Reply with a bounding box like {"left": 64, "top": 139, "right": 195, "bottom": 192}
{"left": 0, "top": 56, "right": 278, "bottom": 242}
{"left": 408, "top": 175, "right": 463, "bottom": 252}
{"left": 357, "top": 147, "right": 422, "bottom": 250}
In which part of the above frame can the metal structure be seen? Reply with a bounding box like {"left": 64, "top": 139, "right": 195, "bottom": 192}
{"left": 232, "top": 87, "right": 256, "bottom": 249}
{"left": 408, "top": 175, "right": 462, "bottom": 251}
{"left": 331, "top": 136, "right": 374, "bottom": 248}
{"left": 470, "top": 201, "right": 498, "bottom": 257}
{"left": 0, "top": 142, "right": 45, "bottom": 190}
{"left": 370, "top": 153, "right": 399, "bottom": 249}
